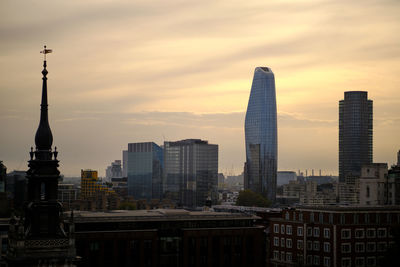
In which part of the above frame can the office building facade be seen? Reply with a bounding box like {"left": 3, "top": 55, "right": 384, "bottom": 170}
{"left": 163, "top": 139, "right": 218, "bottom": 207}
{"left": 339, "top": 91, "right": 373, "bottom": 182}
{"left": 244, "top": 67, "right": 277, "bottom": 201}
{"left": 127, "top": 142, "right": 163, "bottom": 200}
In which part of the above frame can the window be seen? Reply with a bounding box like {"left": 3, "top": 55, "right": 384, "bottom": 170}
{"left": 341, "top": 243, "right": 351, "bottom": 253}
{"left": 273, "top": 250, "right": 279, "bottom": 260}
{"left": 377, "top": 242, "right": 387, "bottom": 252}
{"left": 329, "top": 213, "right": 333, "bottom": 224}
{"left": 299, "top": 212, "right": 303, "bottom": 221}
{"left": 365, "top": 213, "right": 370, "bottom": 223}
{"left": 377, "top": 228, "right": 387, "bottom": 238}
{"left": 274, "top": 237, "right": 279, "bottom": 247}
{"left": 319, "top": 213, "right": 324, "bottom": 223}
{"left": 354, "top": 214, "right": 359, "bottom": 224}
{"left": 341, "top": 229, "right": 351, "bottom": 239}
{"left": 297, "top": 226, "right": 303, "bottom": 236}
{"left": 314, "top": 241, "right": 320, "bottom": 251}
{"left": 314, "top": 227, "right": 320, "bottom": 237}
{"left": 293, "top": 212, "right": 297, "bottom": 221}
{"left": 366, "top": 257, "right": 376, "bottom": 267}
{"left": 314, "top": 256, "right": 320, "bottom": 265}
{"left": 286, "top": 225, "right": 292, "bottom": 235}
{"left": 340, "top": 214, "right": 346, "bottom": 224}
{"left": 324, "top": 242, "right": 330, "bottom": 252}
{"left": 274, "top": 224, "right": 279, "bottom": 233}
{"left": 355, "top": 242, "right": 365, "bottom": 252}
{"left": 366, "top": 242, "right": 376, "bottom": 252}
{"left": 366, "top": 186, "right": 370, "bottom": 197}
{"left": 366, "top": 229, "right": 376, "bottom": 238}
{"left": 355, "top": 229, "right": 364, "bottom": 239}
{"left": 342, "top": 258, "right": 351, "bottom": 267}
{"left": 324, "top": 228, "right": 330, "bottom": 238}
{"left": 387, "top": 213, "right": 392, "bottom": 224}
{"left": 297, "top": 240, "right": 303, "bottom": 249}
{"left": 310, "top": 212, "right": 315, "bottom": 222}
{"left": 307, "top": 227, "right": 312, "bottom": 237}
{"left": 286, "top": 252, "right": 292, "bottom": 262}
{"left": 324, "top": 257, "right": 331, "bottom": 267}
{"left": 307, "top": 241, "right": 312, "bottom": 251}
{"left": 281, "top": 251, "right": 285, "bottom": 261}
{"left": 286, "top": 239, "right": 292, "bottom": 248}
{"left": 285, "top": 212, "right": 290, "bottom": 220}
{"left": 307, "top": 255, "right": 312, "bottom": 265}
{"left": 281, "top": 238, "right": 285, "bottom": 247}
{"left": 376, "top": 213, "right": 380, "bottom": 224}
{"left": 355, "top": 257, "right": 365, "bottom": 267}
{"left": 281, "top": 225, "right": 285, "bottom": 234}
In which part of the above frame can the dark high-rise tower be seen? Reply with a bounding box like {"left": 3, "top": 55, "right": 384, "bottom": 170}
{"left": 244, "top": 67, "right": 277, "bottom": 201}
{"left": 339, "top": 91, "right": 373, "bottom": 182}
{"left": 6, "top": 47, "right": 76, "bottom": 267}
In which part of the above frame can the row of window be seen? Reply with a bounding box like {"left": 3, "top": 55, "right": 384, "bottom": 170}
{"left": 273, "top": 252, "right": 381, "bottom": 267}
{"left": 341, "top": 228, "right": 388, "bottom": 239}
{"left": 283, "top": 211, "right": 400, "bottom": 224}
{"left": 341, "top": 242, "right": 389, "bottom": 253}
{"left": 273, "top": 224, "right": 330, "bottom": 238}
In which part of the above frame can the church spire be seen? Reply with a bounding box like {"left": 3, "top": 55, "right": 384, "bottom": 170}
{"left": 34, "top": 46, "right": 53, "bottom": 151}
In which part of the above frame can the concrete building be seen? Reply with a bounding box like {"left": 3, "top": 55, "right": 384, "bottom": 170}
{"left": 163, "top": 139, "right": 218, "bottom": 208}
{"left": 105, "top": 160, "right": 122, "bottom": 179}
{"left": 339, "top": 91, "right": 373, "bottom": 182}
{"left": 269, "top": 206, "right": 400, "bottom": 267}
{"left": 359, "top": 163, "right": 390, "bottom": 206}
{"left": 58, "top": 183, "right": 78, "bottom": 210}
{"left": 244, "top": 67, "right": 277, "bottom": 201}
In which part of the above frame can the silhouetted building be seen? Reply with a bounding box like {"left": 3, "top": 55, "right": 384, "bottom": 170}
{"left": 127, "top": 142, "right": 163, "bottom": 201}
{"left": 0, "top": 161, "right": 5, "bottom": 193}
{"left": 244, "top": 67, "right": 277, "bottom": 202}
{"left": 163, "top": 139, "right": 218, "bottom": 208}
{"left": 6, "top": 50, "right": 76, "bottom": 266}
{"left": 5, "top": 171, "right": 27, "bottom": 211}
{"left": 339, "top": 91, "right": 373, "bottom": 182}
{"left": 0, "top": 162, "right": 8, "bottom": 217}
{"left": 72, "top": 209, "right": 265, "bottom": 267}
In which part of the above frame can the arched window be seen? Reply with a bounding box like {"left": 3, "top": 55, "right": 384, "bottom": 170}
{"left": 366, "top": 186, "right": 370, "bottom": 198}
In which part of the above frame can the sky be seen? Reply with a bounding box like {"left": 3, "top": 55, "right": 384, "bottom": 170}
{"left": 1, "top": 0, "right": 400, "bottom": 177}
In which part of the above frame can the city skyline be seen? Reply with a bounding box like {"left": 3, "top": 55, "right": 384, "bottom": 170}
{"left": 1, "top": 0, "right": 400, "bottom": 176}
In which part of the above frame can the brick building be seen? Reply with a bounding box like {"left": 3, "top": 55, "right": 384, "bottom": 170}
{"left": 269, "top": 206, "right": 400, "bottom": 266}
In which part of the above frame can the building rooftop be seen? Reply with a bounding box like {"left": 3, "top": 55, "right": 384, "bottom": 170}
{"left": 293, "top": 205, "right": 400, "bottom": 212}
{"left": 69, "top": 209, "right": 258, "bottom": 223}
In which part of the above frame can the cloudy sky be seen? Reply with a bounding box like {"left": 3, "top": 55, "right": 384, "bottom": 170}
{"left": 1, "top": 0, "right": 399, "bottom": 177}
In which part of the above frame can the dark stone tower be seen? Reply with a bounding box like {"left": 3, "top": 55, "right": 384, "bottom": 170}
{"left": 6, "top": 47, "right": 76, "bottom": 267}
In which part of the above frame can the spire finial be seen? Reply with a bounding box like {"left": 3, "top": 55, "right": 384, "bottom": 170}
{"left": 35, "top": 45, "right": 54, "bottom": 151}
{"left": 40, "top": 45, "right": 52, "bottom": 61}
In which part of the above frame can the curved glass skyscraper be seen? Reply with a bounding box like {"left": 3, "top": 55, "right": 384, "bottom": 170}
{"left": 244, "top": 67, "right": 277, "bottom": 201}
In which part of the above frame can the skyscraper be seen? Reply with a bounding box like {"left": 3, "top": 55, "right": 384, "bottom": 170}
{"left": 339, "top": 91, "right": 373, "bottom": 182}
{"left": 163, "top": 139, "right": 218, "bottom": 207}
{"left": 127, "top": 142, "right": 163, "bottom": 200}
{"left": 244, "top": 67, "right": 277, "bottom": 201}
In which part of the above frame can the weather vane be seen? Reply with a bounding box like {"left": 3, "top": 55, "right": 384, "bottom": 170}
{"left": 40, "top": 45, "right": 53, "bottom": 60}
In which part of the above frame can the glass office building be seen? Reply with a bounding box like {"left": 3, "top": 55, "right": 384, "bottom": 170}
{"left": 339, "top": 91, "right": 373, "bottom": 182}
{"left": 163, "top": 139, "right": 218, "bottom": 208}
{"left": 244, "top": 67, "right": 277, "bottom": 201}
{"left": 127, "top": 142, "right": 163, "bottom": 200}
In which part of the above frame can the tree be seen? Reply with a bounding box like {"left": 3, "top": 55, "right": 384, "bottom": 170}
{"left": 118, "top": 202, "right": 137, "bottom": 210}
{"left": 235, "top": 189, "right": 271, "bottom": 207}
